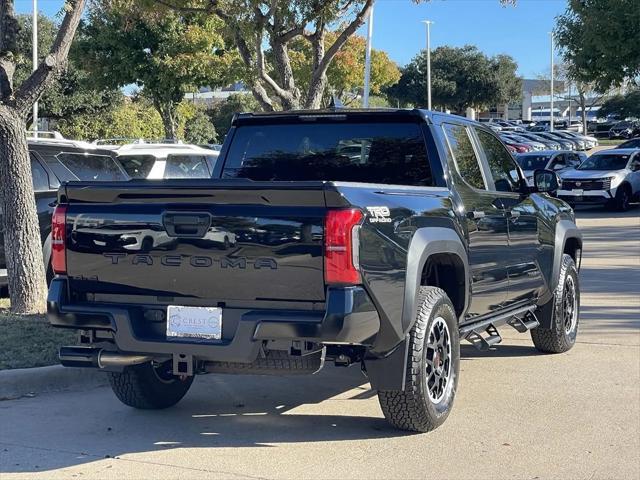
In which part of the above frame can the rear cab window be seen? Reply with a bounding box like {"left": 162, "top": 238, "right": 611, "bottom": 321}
{"left": 222, "top": 122, "right": 434, "bottom": 186}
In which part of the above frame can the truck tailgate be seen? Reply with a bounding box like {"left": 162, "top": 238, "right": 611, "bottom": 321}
{"left": 62, "top": 180, "right": 339, "bottom": 305}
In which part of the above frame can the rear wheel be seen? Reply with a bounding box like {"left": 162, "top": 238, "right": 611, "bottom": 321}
{"left": 377, "top": 287, "right": 460, "bottom": 433}
{"left": 531, "top": 254, "right": 580, "bottom": 353}
{"left": 108, "top": 361, "right": 194, "bottom": 409}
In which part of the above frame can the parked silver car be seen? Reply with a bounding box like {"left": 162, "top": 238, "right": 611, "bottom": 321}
{"left": 558, "top": 149, "right": 640, "bottom": 211}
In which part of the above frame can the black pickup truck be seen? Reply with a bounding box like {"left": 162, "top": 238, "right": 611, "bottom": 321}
{"left": 48, "top": 109, "right": 582, "bottom": 432}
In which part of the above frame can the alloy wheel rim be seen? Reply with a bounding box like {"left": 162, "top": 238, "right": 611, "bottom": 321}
{"left": 425, "top": 316, "right": 452, "bottom": 404}
{"left": 563, "top": 275, "right": 578, "bottom": 335}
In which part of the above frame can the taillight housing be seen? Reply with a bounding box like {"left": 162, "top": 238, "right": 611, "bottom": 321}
{"left": 51, "top": 204, "right": 67, "bottom": 275}
{"left": 324, "top": 209, "right": 363, "bottom": 285}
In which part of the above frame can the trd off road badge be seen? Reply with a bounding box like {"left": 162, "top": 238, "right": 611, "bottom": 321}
{"left": 366, "top": 206, "right": 392, "bottom": 223}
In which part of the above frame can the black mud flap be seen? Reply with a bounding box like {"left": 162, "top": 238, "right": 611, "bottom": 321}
{"left": 363, "top": 335, "right": 409, "bottom": 391}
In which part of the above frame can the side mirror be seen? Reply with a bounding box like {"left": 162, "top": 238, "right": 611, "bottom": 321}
{"left": 533, "top": 169, "right": 560, "bottom": 194}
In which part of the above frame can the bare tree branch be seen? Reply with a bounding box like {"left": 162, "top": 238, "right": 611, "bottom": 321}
{"left": 316, "top": 0, "right": 373, "bottom": 77}
{"left": 14, "top": 0, "right": 87, "bottom": 116}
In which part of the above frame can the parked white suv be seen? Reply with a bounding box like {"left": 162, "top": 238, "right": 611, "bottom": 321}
{"left": 515, "top": 150, "right": 586, "bottom": 186}
{"left": 100, "top": 143, "right": 219, "bottom": 179}
{"left": 558, "top": 149, "right": 640, "bottom": 211}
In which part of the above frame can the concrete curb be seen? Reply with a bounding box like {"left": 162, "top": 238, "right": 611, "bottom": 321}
{"left": 0, "top": 365, "right": 108, "bottom": 400}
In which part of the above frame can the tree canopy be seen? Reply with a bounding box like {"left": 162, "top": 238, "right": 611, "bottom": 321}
{"left": 597, "top": 89, "right": 640, "bottom": 119}
{"left": 153, "top": 0, "right": 378, "bottom": 110}
{"left": 79, "top": 2, "right": 234, "bottom": 139}
{"left": 555, "top": 0, "right": 640, "bottom": 92}
{"left": 287, "top": 32, "right": 400, "bottom": 105}
{"left": 386, "top": 45, "right": 522, "bottom": 112}
{"left": 15, "top": 14, "right": 121, "bottom": 123}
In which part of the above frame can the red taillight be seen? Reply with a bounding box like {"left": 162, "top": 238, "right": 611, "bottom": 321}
{"left": 51, "top": 204, "right": 67, "bottom": 275}
{"left": 324, "top": 209, "right": 363, "bottom": 285}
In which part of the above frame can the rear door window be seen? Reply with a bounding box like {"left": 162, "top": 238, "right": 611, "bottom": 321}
{"left": 550, "top": 154, "right": 567, "bottom": 170}
{"left": 30, "top": 155, "right": 51, "bottom": 191}
{"left": 222, "top": 122, "right": 433, "bottom": 186}
{"left": 44, "top": 153, "right": 127, "bottom": 182}
{"left": 475, "top": 129, "right": 521, "bottom": 193}
{"left": 117, "top": 155, "right": 157, "bottom": 179}
{"left": 442, "top": 123, "right": 486, "bottom": 190}
{"left": 164, "top": 155, "right": 211, "bottom": 179}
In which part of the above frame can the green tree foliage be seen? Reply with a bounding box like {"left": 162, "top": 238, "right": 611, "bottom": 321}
{"left": 154, "top": 1, "right": 515, "bottom": 112}
{"left": 555, "top": 0, "right": 640, "bottom": 92}
{"left": 387, "top": 46, "right": 522, "bottom": 112}
{"left": 209, "top": 94, "right": 263, "bottom": 140}
{"left": 598, "top": 89, "right": 640, "bottom": 119}
{"left": 56, "top": 99, "right": 164, "bottom": 140}
{"left": 180, "top": 103, "right": 217, "bottom": 143}
{"left": 79, "top": 1, "right": 234, "bottom": 139}
{"left": 287, "top": 33, "right": 400, "bottom": 105}
{"left": 15, "top": 14, "right": 121, "bottom": 123}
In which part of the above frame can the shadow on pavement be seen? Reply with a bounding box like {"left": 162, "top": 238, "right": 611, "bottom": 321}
{"left": 0, "top": 367, "right": 416, "bottom": 474}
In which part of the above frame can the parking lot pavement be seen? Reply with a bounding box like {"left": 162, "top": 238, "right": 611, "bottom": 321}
{"left": 1, "top": 209, "right": 638, "bottom": 480}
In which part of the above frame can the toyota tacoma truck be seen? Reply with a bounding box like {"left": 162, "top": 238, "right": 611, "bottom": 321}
{"left": 48, "top": 109, "right": 582, "bottom": 432}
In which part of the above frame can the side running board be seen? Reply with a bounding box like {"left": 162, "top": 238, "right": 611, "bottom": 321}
{"left": 459, "top": 305, "right": 539, "bottom": 351}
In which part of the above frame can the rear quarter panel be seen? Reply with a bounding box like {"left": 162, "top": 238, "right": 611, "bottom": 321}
{"left": 334, "top": 183, "right": 461, "bottom": 353}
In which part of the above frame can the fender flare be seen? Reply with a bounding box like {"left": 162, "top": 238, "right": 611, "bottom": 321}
{"left": 401, "top": 227, "right": 470, "bottom": 333}
{"left": 365, "top": 227, "right": 469, "bottom": 392}
{"left": 551, "top": 219, "right": 582, "bottom": 292}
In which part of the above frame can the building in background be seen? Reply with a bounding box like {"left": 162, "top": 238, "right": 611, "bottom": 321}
{"left": 184, "top": 83, "right": 250, "bottom": 108}
{"left": 478, "top": 79, "right": 615, "bottom": 122}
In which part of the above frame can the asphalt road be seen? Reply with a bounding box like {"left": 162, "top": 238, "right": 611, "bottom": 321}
{"left": 1, "top": 208, "right": 639, "bottom": 480}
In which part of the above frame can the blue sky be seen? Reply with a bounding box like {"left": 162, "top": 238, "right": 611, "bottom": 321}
{"left": 16, "top": 0, "right": 567, "bottom": 78}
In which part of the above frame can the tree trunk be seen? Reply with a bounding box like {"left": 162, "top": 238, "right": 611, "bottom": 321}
{"left": 156, "top": 101, "right": 177, "bottom": 140}
{"left": 0, "top": 105, "right": 47, "bottom": 313}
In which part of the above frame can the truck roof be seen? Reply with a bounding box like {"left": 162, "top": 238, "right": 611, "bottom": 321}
{"left": 232, "top": 108, "right": 476, "bottom": 127}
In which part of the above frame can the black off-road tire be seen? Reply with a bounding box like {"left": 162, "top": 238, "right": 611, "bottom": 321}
{"left": 108, "top": 361, "right": 194, "bottom": 409}
{"left": 531, "top": 254, "right": 580, "bottom": 353}
{"left": 377, "top": 287, "right": 460, "bottom": 433}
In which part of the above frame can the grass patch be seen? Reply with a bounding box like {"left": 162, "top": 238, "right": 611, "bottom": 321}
{"left": 598, "top": 139, "right": 625, "bottom": 146}
{"left": 0, "top": 297, "right": 76, "bottom": 370}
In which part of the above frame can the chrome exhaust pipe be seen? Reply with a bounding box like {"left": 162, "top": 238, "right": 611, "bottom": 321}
{"left": 59, "top": 346, "right": 152, "bottom": 369}
{"left": 98, "top": 351, "right": 152, "bottom": 368}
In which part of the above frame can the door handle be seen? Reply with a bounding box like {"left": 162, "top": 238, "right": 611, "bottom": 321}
{"left": 466, "top": 210, "right": 485, "bottom": 220}
{"left": 163, "top": 212, "right": 211, "bottom": 238}
{"left": 505, "top": 211, "right": 521, "bottom": 219}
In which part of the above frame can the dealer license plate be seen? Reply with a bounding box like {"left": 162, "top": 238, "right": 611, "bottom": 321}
{"left": 166, "top": 306, "right": 222, "bottom": 340}
{"left": 572, "top": 189, "right": 584, "bottom": 196}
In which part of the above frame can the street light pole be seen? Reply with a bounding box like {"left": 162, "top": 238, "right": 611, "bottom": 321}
{"left": 421, "top": 20, "right": 434, "bottom": 110}
{"left": 549, "top": 31, "right": 554, "bottom": 132}
{"left": 363, "top": 3, "right": 374, "bottom": 108}
{"left": 32, "top": 0, "right": 38, "bottom": 137}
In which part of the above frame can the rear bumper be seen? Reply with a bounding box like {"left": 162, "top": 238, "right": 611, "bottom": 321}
{"left": 47, "top": 278, "right": 380, "bottom": 364}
